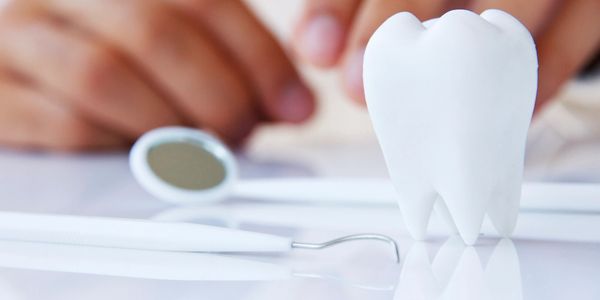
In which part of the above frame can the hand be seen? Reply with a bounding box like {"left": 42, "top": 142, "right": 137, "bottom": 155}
{"left": 0, "top": 0, "right": 314, "bottom": 151}
{"left": 293, "top": 0, "right": 600, "bottom": 112}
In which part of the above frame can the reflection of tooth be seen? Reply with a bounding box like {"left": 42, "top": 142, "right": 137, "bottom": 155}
{"left": 395, "top": 242, "right": 440, "bottom": 300}
{"left": 485, "top": 239, "right": 523, "bottom": 300}
{"left": 364, "top": 9, "right": 538, "bottom": 245}
{"left": 440, "top": 245, "right": 487, "bottom": 300}
{"left": 431, "top": 237, "right": 465, "bottom": 284}
{"left": 395, "top": 238, "right": 522, "bottom": 300}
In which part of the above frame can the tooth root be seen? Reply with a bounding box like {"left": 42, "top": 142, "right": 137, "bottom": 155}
{"left": 487, "top": 184, "right": 520, "bottom": 237}
{"left": 434, "top": 199, "right": 459, "bottom": 235}
{"left": 439, "top": 187, "right": 488, "bottom": 245}
{"left": 395, "top": 182, "right": 437, "bottom": 241}
{"left": 365, "top": 9, "right": 538, "bottom": 244}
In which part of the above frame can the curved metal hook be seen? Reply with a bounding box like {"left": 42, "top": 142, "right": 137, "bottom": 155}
{"left": 291, "top": 233, "right": 400, "bottom": 263}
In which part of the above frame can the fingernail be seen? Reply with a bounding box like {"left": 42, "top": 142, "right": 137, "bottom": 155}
{"left": 344, "top": 48, "right": 366, "bottom": 103}
{"left": 278, "top": 81, "right": 315, "bottom": 123}
{"left": 297, "top": 13, "right": 344, "bottom": 67}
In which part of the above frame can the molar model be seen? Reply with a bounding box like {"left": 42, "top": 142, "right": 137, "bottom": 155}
{"left": 363, "top": 9, "right": 538, "bottom": 245}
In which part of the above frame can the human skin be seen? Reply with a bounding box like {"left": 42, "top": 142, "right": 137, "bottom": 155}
{"left": 0, "top": 0, "right": 599, "bottom": 151}
{"left": 0, "top": 0, "right": 315, "bottom": 150}
{"left": 293, "top": 0, "right": 600, "bottom": 113}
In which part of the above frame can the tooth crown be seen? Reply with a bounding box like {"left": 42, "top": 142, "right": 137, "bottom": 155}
{"left": 364, "top": 10, "right": 538, "bottom": 245}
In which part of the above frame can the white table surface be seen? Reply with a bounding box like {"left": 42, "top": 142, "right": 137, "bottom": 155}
{"left": 0, "top": 138, "right": 599, "bottom": 300}
{"left": 0, "top": 1, "right": 599, "bottom": 298}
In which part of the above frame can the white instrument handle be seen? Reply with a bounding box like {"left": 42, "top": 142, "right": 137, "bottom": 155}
{"left": 0, "top": 240, "right": 291, "bottom": 281}
{"left": 234, "top": 178, "right": 396, "bottom": 205}
{"left": 0, "top": 212, "right": 292, "bottom": 252}
{"left": 234, "top": 178, "right": 600, "bottom": 212}
{"left": 521, "top": 182, "right": 600, "bottom": 212}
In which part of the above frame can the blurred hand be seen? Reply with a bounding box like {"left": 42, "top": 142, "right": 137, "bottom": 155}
{"left": 293, "top": 0, "right": 600, "bottom": 112}
{"left": 0, "top": 0, "right": 314, "bottom": 151}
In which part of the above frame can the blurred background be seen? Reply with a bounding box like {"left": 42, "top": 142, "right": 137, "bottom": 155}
{"left": 0, "top": 0, "right": 599, "bottom": 180}
{"left": 0, "top": 2, "right": 598, "bottom": 299}
{"left": 244, "top": 0, "right": 600, "bottom": 182}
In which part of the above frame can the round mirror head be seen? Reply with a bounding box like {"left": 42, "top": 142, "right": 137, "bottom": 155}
{"left": 130, "top": 127, "right": 237, "bottom": 204}
{"left": 147, "top": 141, "right": 226, "bottom": 191}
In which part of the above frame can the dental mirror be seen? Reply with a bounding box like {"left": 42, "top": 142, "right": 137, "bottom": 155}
{"left": 130, "top": 127, "right": 400, "bottom": 206}
{"left": 130, "top": 127, "right": 600, "bottom": 214}
{"left": 130, "top": 127, "right": 238, "bottom": 204}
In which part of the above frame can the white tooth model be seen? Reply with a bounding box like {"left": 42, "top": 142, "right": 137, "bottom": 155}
{"left": 363, "top": 9, "right": 538, "bottom": 245}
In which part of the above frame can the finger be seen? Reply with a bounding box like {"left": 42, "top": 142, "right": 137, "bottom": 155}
{"left": 37, "top": 0, "right": 259, "bottom": 143}
{"left": 343, "top": 0, "right": 449, "bottom": 103}
{"left": 0, "top": 73, "right": 126, "bottom": 151}
{"left": 168, "top": 0, "right": 314, "bottom": 123}
{"left": 470, "top": 0, "right": 561, "bottom": 35}
{"left": 534, "top": 0, "right": 600, "bottom": 112}
{"left": 0, "top": 16, "right": 183, "bottom": 139}
{"left": 293, "top": 0, "right": 362, "bottom": 67}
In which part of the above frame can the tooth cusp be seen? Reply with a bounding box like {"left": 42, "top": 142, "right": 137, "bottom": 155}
{"left": 364, "top": 9, "right": 537, "bottom": 245}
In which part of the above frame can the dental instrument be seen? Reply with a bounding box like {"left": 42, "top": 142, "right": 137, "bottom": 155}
{"left": 153, "top": 204, "right": 600, "bottom": 244}
{"left": 0, "top": 211, "right": 400, "bottom": 262}
{"left": 0, "top": 239, "right": 290, "bottom": 281}
{"left": 0, "top": 240, "right": 395, "bottom": 290}
{"left": 129, "top": 127, "right": 600, "bottom": 214}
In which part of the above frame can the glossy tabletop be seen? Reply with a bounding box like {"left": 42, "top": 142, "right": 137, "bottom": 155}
{"left": 0, "top": 137, "right": 599, "bottom": 300}
{"left": 1, "top": 0, "right": 599, "bottom": 298}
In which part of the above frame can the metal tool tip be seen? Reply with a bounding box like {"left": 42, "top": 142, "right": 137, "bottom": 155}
{"left": 291, "top": 233, "right": 400, "bottom": 263}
